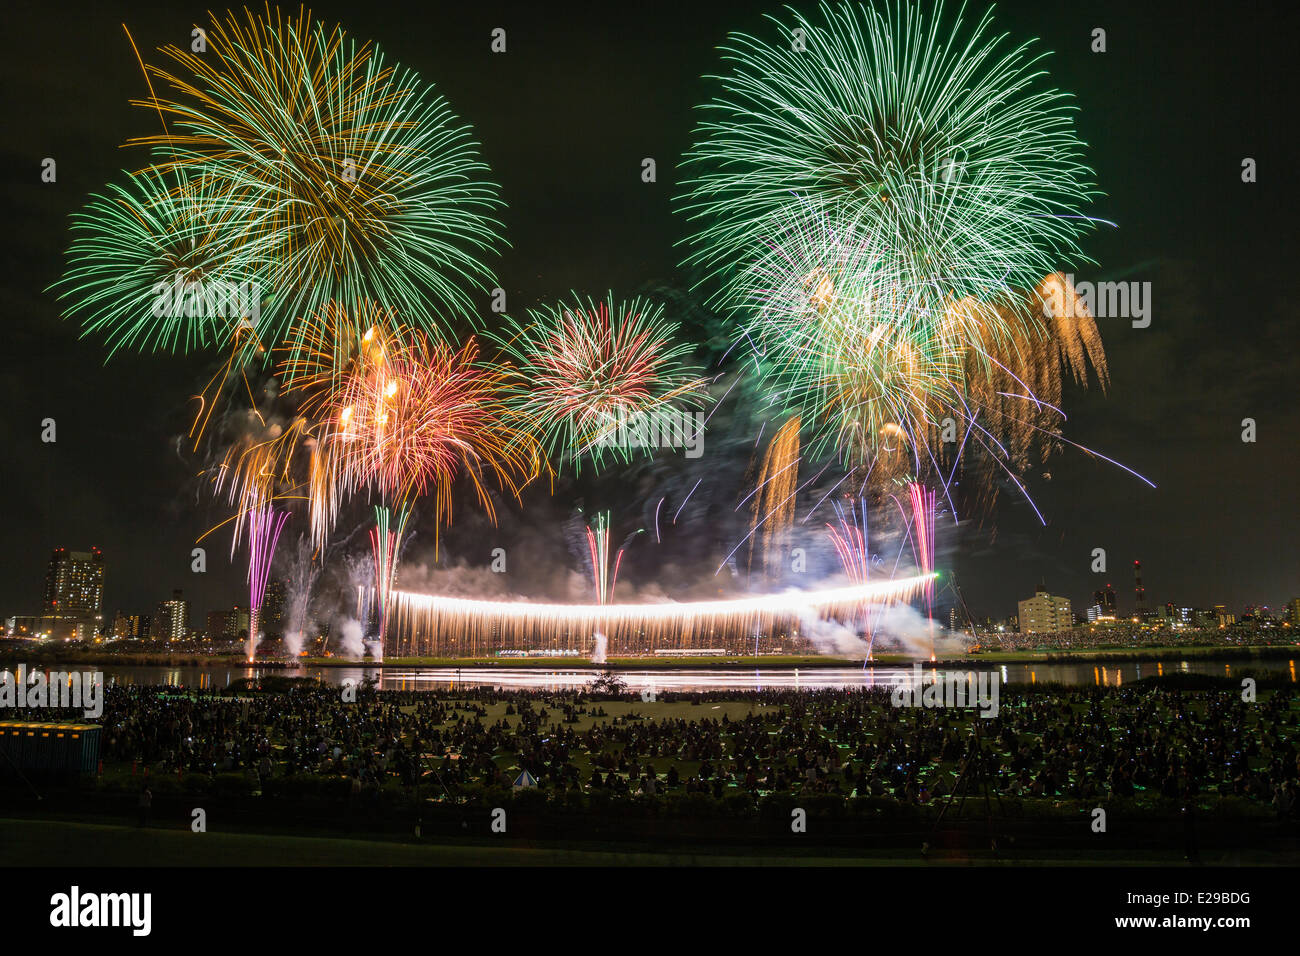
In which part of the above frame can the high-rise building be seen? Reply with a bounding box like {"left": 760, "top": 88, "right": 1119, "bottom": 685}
{"left": 262, "top": 579, "right": 287, "bottom": 638}
{"left": 205, "top": 610, "right": 229, "bottom": 641}
{"left": 111, "top": 612, "right": 144, "bottom": 640}
{"left": 1017, "top": 583, "right": 1073, "bottom": 633}
{"left": 153, "top": 589, "right": 189, "bottom": 641}
{"left": 1133, "top": 560, "right": 1148, "bottom": 618}
{"left": 41, "top": 547, "right": 104, "bottom": 640}
{"left": 1092, "top": 585, "right": 1117, "bottom": 614}
{"left": 1288, "top": 599, "right": 1300, "bottom": 627}
{"left": 205, "top": 606, "right": 249, "bottom": 643}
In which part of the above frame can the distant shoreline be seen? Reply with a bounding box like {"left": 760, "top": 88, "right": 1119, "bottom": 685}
{"left": 0, "top": 643, "right": 1296, "bottom": 671}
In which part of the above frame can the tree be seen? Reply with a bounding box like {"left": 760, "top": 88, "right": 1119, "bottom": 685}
{"left": 587, "top": 670, "right": 627, "bottom": 695}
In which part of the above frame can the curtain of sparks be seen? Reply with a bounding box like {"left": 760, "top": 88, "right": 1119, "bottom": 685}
{"left": 386, "top": 575, "right": 933, "bottom": 657}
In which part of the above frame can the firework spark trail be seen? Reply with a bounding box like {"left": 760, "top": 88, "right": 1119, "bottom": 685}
{"left": 826, "top": 497, "right": 882, "bottom": 660}
{"left": 282, "top": 533, "right": 322, "bottom": 658}
{"left": 907, "top": 482, "right": 938, "bottom": 661}
{"left": 388, "top": 574, "right": 934, "bottom": 657}
{"left": 246, "top": 503, "right": 290, "bottom": 661}
{"left": 584, "top": 512, "right": 627, "bottom": 606}
{"left": 584, "top": 511, "right": 636, "bottom": 662}
{"left": 369, "top": 504, "right": 409, "bottom": 646}
{"left": 718, "top": 458, "right": 836, "bottom": 576}
{"left": 748, "top": 416, "right": 801, "bottom": 576}
{"left": 189, "top": 325, "right": 270, "bottom": 450}
{"left": 701, "top": 372, "right": 744, "bottom": 428}
{"left": 673, "top": 478, "right": 703, "bottom": 524}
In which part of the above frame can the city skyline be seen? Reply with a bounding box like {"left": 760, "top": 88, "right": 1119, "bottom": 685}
{"left": 6, "top": 541, "right": 1295, "bottom": 638}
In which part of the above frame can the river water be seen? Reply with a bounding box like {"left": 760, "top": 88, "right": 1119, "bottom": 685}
{"left": 69, "top": 656, "right": 1300, "bottom": 693}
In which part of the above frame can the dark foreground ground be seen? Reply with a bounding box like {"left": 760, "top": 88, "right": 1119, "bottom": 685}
{"left": 1, "top": 815, "right": 1291, "bottom": 866}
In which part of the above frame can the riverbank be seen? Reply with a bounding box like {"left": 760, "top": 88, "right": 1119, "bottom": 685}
{"left": 2, "top": 643, "right": 1296, "bottom": 670}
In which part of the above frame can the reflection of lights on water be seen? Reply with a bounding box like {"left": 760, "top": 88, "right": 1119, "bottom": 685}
{"left": 84, "top": 654, "right": 1284, "bottom": 694}
{"left": 374, "top": 666, "right": 935, "bottom": 692}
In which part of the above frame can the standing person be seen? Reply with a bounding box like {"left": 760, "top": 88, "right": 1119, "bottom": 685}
{"left": 136, "top": 786, "right": 152, "bottom": 828}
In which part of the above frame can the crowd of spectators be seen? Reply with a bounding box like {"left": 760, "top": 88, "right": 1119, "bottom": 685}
{"left": 57, "top": 680, "right": 1299, "bottom": 817}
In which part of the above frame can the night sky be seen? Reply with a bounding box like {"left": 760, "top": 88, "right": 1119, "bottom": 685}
{"left": 2, "top": 0, "right": 1296, "bottom": 624}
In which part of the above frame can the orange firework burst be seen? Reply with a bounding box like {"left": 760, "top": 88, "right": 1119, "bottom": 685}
{"left": 316, "top": 327, "right": 536, "bottom": 543}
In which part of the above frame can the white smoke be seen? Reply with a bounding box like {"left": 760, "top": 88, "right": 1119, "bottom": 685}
{"left": 797, "top": 602, "right": 967, "bottom": 659}
{"left": 336, "top": 618, "right": 366, "bottom": 660}
{"left": 591, "top": 633, "right": 608, "bottom": 664}
{"left": 282, "top": 534, "right": 320, "bottom": 659}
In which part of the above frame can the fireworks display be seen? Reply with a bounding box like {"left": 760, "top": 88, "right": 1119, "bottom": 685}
{"left": 493, "top": 293, "right": 707, "bottom": 472}
{"left": 55, "top": 8, "right": 503, "bottom": 369}
{"left": 747, "top": 416, "right": 801, "bottom": 576}
{"left": 320, "top": 326, "right": 533, "bottom": 535}
{"left": 368, "top": 503, "right": 407, "bottom": 645}
{"left": 246, "top": 502, "right": 291, "bottom": 660}
{"left": 311, "top": 321, "right": 535, "bottom": 641}
{"left": 386, "top": 574, "right": 934, "bottom": 657}
{"left": 43, "top": 2, "right": 1144, "bottom": 663}
{"left": 584, "top": 512, "right": 626, "bottom": 606}
{"left": 681, "top": 2, "right": 1097, "bottom": 312}
{"left": 826, "top": 497, "right": 880, "bottom": 659}
{"left": 679, "top": 2, "right": 1111, "bottom": 499}
{"left": 907, "top": 482, "right": 938, "bottom": 660}
{"left": 128, "top": 7, "right": 504, "bottom": 357}
{"left": 53, "top": 166, "right": 261, "bottom": 357}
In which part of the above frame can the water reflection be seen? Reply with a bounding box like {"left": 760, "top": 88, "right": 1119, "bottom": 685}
{"left": 90, "top": 657, "right": 1299, "bottom": 693}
